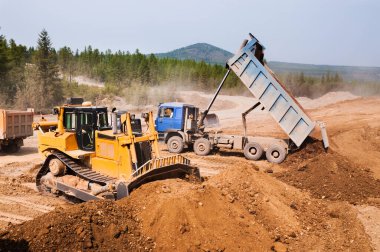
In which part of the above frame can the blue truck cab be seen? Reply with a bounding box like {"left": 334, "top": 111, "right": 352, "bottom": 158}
{"left": 155, "top": 102, "right": 199, "bottom": 153}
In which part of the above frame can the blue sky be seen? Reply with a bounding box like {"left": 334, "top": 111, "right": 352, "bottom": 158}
{"left": 0, "top": 0, "right": 379, "bottom": 67}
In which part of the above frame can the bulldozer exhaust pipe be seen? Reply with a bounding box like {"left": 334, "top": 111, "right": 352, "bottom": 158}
{"left": 112, "top": 112, "right": 117, "bottom": 134}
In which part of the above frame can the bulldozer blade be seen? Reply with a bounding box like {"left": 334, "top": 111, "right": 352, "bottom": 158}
{"left": 124, "top": 164, "right": 200, "bottom": 197}
{"left": 204, "top": 113, "right": 220, "bottom": 128}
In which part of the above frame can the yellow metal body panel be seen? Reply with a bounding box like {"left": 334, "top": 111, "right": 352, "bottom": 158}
{"left": 38, "top": 131, "right": 78, "bottom": 156}
{"left": 91, "top": 157, "right": 120, "bottom": 178}
{"left": 92, "top": 130, "right": 133, "bottom": 179}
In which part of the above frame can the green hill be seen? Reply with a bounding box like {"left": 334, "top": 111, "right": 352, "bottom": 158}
{"left": 156, "top": 43, "right": 233, "bottom": 65}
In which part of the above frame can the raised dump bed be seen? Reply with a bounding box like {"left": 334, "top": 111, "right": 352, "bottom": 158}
{"left": 227, "top": 34, "right": 328, "bottom": 148}
{"left": 0, "top": 109, "right": 34, "bottom": 152}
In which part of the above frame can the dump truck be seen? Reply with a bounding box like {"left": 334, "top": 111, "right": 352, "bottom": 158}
{"left": 33, "top": 98, "right": 199, "bottom": 202}
{"left": 157, "top": 33, "right": 329, "bottom": 163}
{"left": 0, "top": 109, "right": 34, "bottom": 153}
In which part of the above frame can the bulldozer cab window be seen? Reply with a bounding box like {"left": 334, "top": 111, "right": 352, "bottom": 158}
{"left": 97, "top": 112, "right": 109, "bottom": 130}
{"left": 81, "top": 112, "right": 93, "bottom": 125}
{"left": 79, "top": 112, "right": 94, "bottom": 151}
{"left": 64, "top": 112, "right": 76, "bottom": 131}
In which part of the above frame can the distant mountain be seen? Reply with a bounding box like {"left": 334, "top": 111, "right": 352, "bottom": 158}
{"left": 156, "top": 43, "right": 233, "bottom": 65}
{"left": 267, "top": 61, "right": 380, "bottom": 82}
{"left": 156, "top": 43, "right": 380, "bottom": 81}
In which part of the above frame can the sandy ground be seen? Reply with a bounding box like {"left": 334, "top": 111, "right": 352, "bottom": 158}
{"left": 0, "top": 91, "right": 379, "bottom": 251}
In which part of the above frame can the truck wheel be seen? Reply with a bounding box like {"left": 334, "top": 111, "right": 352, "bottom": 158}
{"left": 2, "top": 142, "right": 19, "bottom": 153}
{"left": 193, "top": 138, "right": 211, "bottom": 156}
{"left": 9, "top": 144, "right": 19, "bottom": 153}
{"left": 0, "top": 144, "right": 7, "bottom": 152}
{"left": 167, "top": 136, "right": 184, "bottom": 154}
{"left": 266, "top": 145, "right": 286, "bottom": 164}
{"left": 243, "top": 142, "right": 263, "bottom": 161}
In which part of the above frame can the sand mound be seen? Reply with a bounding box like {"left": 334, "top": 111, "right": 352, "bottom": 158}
{"left": 331, "top": 126, "right": 380, "bottom": 179}
{"left": 0, "top": 200, "right": 153, "bottom": 251}
{"left": 276, "top": 140, "right": 380, "bottom": 204}
{"left": 297, "top": 91, "right": 359, "bottom": 109}
{"left": 123, "top": 179, "right": 273, "bottom": 251}
{"left": 208, "top": 165, "right": 372, "bottom": 251}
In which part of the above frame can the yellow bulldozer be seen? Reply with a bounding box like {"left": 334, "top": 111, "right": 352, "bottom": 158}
{"left": 33, "top": 98, "right": 199, "bottom": 201}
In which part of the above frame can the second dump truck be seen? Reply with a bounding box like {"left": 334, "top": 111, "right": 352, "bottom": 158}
{"left": 156, "top": 34, "right": 329, "bottom": 164}
{"left": 0, "top": 109, "right": 34, "bottom": 153}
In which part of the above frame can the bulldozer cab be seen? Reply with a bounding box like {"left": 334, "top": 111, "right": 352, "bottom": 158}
{"left": 62, "top": 107, "right": 110, "bottom": 151}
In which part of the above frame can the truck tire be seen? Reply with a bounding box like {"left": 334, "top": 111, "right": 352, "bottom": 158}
{"left": 243, "top": 142, "right": 263, "bottom": 161}
{"left": 193, "top": 138, "right": 211, "bottom": 156}
{"left": 2, "top": 142, "right": 19, "bottom": 153}
{"left": 0, "top": 144, "right": 7, "bottom": 152}
{"left": 8, "top": 143, "right": 20, "bottom": 153}
{"left": 167, "top": 136, "right": 184, "bottom": 154}
{"left": 266, "top": 145, "right": 286, "bottom": 164}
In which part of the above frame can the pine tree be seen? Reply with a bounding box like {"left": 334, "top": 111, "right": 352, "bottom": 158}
{"left": 333, "top": 72, "right": 342, "bottom": 83}
{"left": 138, "top": 57, "right": 150, "bottom": 84}
{"left": 0, "top": 35, "right": 10, "bottom": 105}
{"left": 34, "top": 29, "right": 63, "bottom": 109}
{"left": 58, "top": 46, "right": 74, "bottom": 83}
{"left": 148, "top": 54, "right": 159, "bottom": 85}
{"left": 321, "top": 74, "right": 326, "bottom": 84}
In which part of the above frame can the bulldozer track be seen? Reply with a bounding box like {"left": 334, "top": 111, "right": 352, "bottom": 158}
{"left": 54, "top": 152, "right": 115, "bottom": 184}
{"left": 36, "top": 152, "right": 116, "bottom": 193}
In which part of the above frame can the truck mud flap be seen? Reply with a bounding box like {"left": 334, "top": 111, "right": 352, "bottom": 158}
{"left": 126, "top": 164, "right": 200, "bottom": 196}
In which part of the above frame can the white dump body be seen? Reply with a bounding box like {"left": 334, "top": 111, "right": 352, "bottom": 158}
{"left": 227, "top": 35, "right": 325, "bottom": 147}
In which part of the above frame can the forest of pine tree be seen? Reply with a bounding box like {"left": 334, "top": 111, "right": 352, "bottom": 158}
{"left": 1, "top": 30, "right": 378, "bottom": 111}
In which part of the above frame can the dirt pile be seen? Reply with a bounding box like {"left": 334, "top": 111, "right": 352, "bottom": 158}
{"left": 276, "top": 140, "right": 380, "bottom": 204}
{"left": 208, "top": 165, "right": 372, "bottom": 251}
{"left": 297, "top": 91, "right": 359, "bottom": 109}
{"left": 331, "top": 126, "right": 380, "bottom": 179}
{"left": 0, "top": 200, "right": 153, "bottom": 251}
{"left": 124, "top": 179, "right": 273, "bottom": 251}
